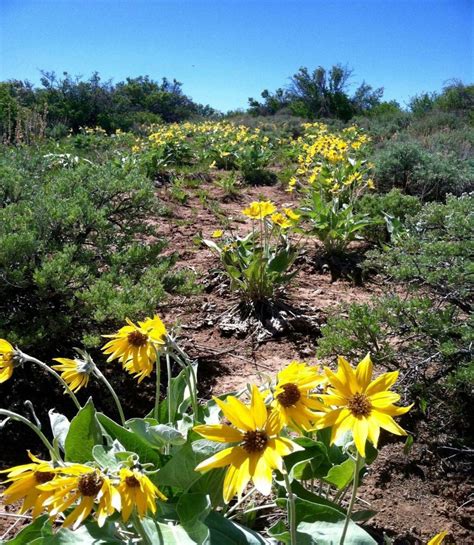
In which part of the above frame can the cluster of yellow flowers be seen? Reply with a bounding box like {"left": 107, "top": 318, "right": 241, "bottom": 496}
{"left": 140, "top": 121, "right": 274, "bottom": 168}
{"left": 0, "top": 316, "right": 168, "bottom": 389}
{"left": 195, "top": 355, "right": 412, "bottom": 503}
{"left": 241, "top": 200, "right": 300, "bottom": 229}
{"left": 0, "top": 322, "right": 420, "bottom": 538}
{"left": 1, "top": 453, "right": 165, "bottom": 530}
{"left": 288, "top": 123, "right": 374, "bottom": 196}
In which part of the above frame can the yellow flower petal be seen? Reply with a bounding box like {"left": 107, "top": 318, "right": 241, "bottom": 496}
{"left": 355, "top": 354, "right": 373, "bottom": 390}
{"left": 214, "top": 396, "right": 254, "bottom": 432}
{"left": 195, "top": 446, "right": 241, "bottom": 473}
{"left": 371, "top": 410, "right": 407, "bottom": 436}
{"left": 366, "top": 371, "right": 399, "bottom": 396}
{"left": 352, "top": 418, "right": 369, "bottom": 457}
{"left": 369, "top": 391, "right": 401, "bottom": 407}
{"left": 250, "top": 385, "right": 267, "bottom": 429}
{"left": 427, "top": 531, "right": 448, "bottom": 545}
{"left": 193, "top": 424, "right": 243, "bottom": 443}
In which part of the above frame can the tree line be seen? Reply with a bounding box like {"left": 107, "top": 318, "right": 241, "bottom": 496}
{"left": 0, "top": 65, "right": 472, "bottom": 142}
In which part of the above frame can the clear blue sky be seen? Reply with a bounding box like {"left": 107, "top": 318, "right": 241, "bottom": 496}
{"left": 1, "top": 0, "right": 472, "bottom": 112}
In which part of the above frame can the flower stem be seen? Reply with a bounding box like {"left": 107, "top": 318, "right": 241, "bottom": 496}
{"left": 339, "top": 452, "right": 363, "bottom": 545}
{"left": 154, "top": 349, "right": 161, "bottom": 422}
{"left": 165, "top": 351, "right": 172, "bottom": 424}
{"left": 167, "top": 338, "right": 199, "bottom": 416}
{"left": 0, "top": 409, "right": 60, "bottom": 463}
{"left": 93, "top": 367, "right": 126, "bottom": 426}
{"left": 282, "top": 470, "right": 297, "bottom": 545}
{"left": 132, "top": 512, "right": 153, "bottom": 545}
{"left": 20, "top": 353, "right": 81, "bottom": 410}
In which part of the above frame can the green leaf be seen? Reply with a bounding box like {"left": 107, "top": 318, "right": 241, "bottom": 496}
{"left": 64, "top": 398, "right": 102, "bottom": 463}
{"left": 158, "top": 439, "right": 226, "bottom": 506}
{"left": 403, "top": 434, "right": 414, "bottom": 455}
{"left": 3, "top": 516, "right": 52, "bottom": 545}
{"left": 177, "top": 493, "right": 211, "bottom": 544}
{"left": 285, "top": 437, "right": 331, "bottom": 480}
{"left": 127, "top": 418, "right": 186, "bottom": 448}
{"left": 276, "top": 496, "right": 342, "bottom": 526}
{"left": 92, "top": 445, "right": 121, "bottom": 472}
{"left": 267, "top": 520, "right": 290, "bottom": 544}
{"left": 288, "top": 480, "right": 345, "bottom": 515}
{"left": 296, "top": 520, "right": 377, "bottom": 544}
{"left": 43, "top": 520, "right": 123, "bottom": 544}
{"left": 140, "top": 518, "right": 198, "bottom": 545}
{"left": 205, "top": 511, "right": 268, "bottom": 544}
{"left": 48, "top": 410, "right": 70, "bottom": 452}
{"left": 351, "top": 510, "right": 377, "bottom": 522}
{"left": 96, "top": 413, "right": 163, "bottom": 469}
{"left": 324, "top": 457, "right": 355, "bottom": 490}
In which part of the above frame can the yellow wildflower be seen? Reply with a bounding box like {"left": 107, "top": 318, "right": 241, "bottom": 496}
{"left": 116, "top": 468, "right": 166, "bottom": 522}
{"left": 272, "top": 361, "right": 326, "bottom": 430}
{"left": 283, "top": 208, "right": 300, "bottom": 221}
{"left": 0, "top": 339, "right": 15, "bottom": 383}
{"left": 271, "top": 213, "right": 292, "bottom": 229}
{"left": 40, "top": 465, "right": 121, "bottom": 529}
{"left": 316, "top": 355, "right": 412, "bottom": 457}
{"left": 0, "top": 452, "right": 58, "bottom": 518}
{"left": 211, "top": 229, "right": 224, "bottom": 238}
{"left": 194, "top": 385, "right": 302, "bottom": 503}
{"left": 242, "top": 201, "right": 276, "bottom": 220}
{"left": 102, "top": 315, "right": 167, "bottom": 382}
{"left": 52, "top": 356, "right": 94, "bottom": 393}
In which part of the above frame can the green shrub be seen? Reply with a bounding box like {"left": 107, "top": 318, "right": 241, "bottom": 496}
{"left": 365, "top": 194, "right": 473, "bottom": 309}
{"left": 374, "top": 138, "right": 474, "bottom": 198}
{"left": 0, "top": 149, "right": 197, "bottom": 355}
{"left": 373, "top": 139, "right": 426, "bottom": 193}
{"left": 357, "top": 189, "right": 422, "bottom": 242}
{"left": 317, "top": 296, "right": 472, "bottom": 385}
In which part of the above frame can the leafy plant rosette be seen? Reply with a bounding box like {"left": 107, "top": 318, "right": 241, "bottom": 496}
{"left": 202, "top": 200, "right": 300, "bottom": 303}
{"left": 0, "top": 321, "right": 415, "bottom": 545}
{"left": 289, "top": 124, "right": 377, "bottom": 255}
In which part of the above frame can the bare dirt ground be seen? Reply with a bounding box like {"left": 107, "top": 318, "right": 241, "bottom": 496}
{"left": 0, "top": 177, "right": 471, "bottom": 544}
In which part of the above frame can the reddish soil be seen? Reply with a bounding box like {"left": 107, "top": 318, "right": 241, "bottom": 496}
{"left": 0, "top": 177, "right": 471, "bottom": 544}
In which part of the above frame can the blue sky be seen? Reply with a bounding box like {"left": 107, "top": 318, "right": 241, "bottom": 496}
{"left": 1, "top": 0, "right": 472, "bottom": 112}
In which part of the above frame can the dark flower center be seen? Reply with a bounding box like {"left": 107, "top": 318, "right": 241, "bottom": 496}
{"left": 348, "top": 393, "right": 372, "bottom": 418}
{"left": 78, "top": 472, "right": 104, "bottom": 497}
{"left": 127, "top": 331, "right": 148, "bottom": 347}
{"left": 35, "top": 471, "right": 55, "bottom": 484}
{"left": 125, "top": 475, "right": 140, "bottom": 488}
{"left": 242, "top": 430, "right": 268, "bottom": 453}
{"left": 277, "top": 383, "right": 301, "bottom": 407}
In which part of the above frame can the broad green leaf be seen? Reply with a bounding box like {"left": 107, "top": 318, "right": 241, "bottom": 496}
{"left": 287, "top": 480, "right": 345, "bottom": 515}
{"left": 92, "top": 445, "right": 121, "bottom": 472}
{"left": 158, "top": 439, "right": 221, "bottom": 489}
{"left": 48, "top": 410, "right": 70, "bottom": 452}
{"left": 140, "top": 518, "right": 197, "bottom": 545}
{"left": 205, "top": 511, "right": 268, "bottom": 544}
{"left": 285, "top": 437, "right": 331, "bottom": 480}
{"left": 276, "top": 496, "right": 342, "bottom": 526}
{"left": 296, "top": 520, "right": 377, "bottom": 544}
{"left": 127, "top": 418, "right": 186, "bottom": 448}
{"left": 267, "top": 520, "right": 290, "bottom": 544}
{"left": 64, "top": 398, "right": 102, "bottom": 463}
{"left": 158, "top": 439, "right": 226, "bottom": 506}
{"left": 324, "top": 457, "right": 355, "bottom": 490}
{"left": 177, "top": 493, "right": 211, "bottom": 544}
{"left": 43, "top": 520, "right": 123, "bottom": 544}
{"left": 3, "top": 516, "right": 52, "bottom": 545}
{"left": 96, "top": 413, "right": 163, "bottom": 469}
